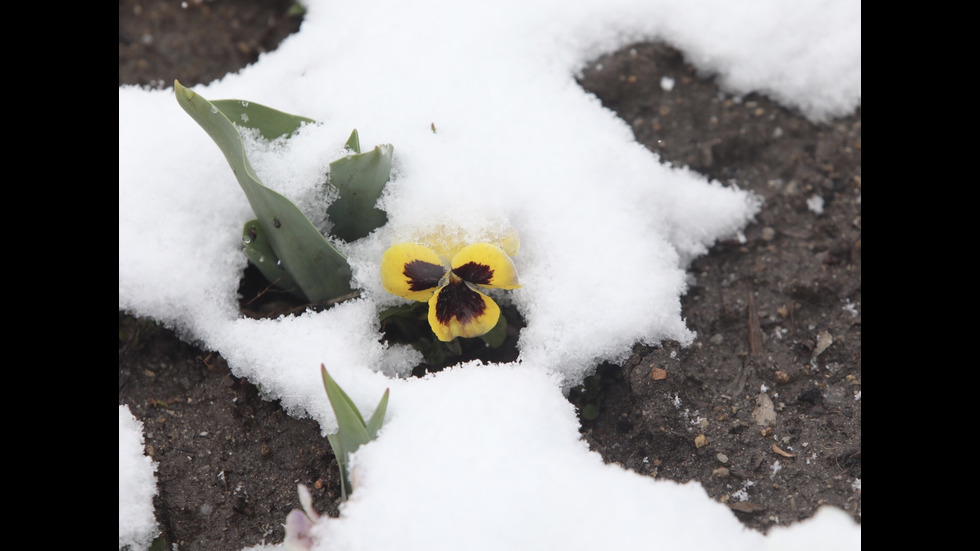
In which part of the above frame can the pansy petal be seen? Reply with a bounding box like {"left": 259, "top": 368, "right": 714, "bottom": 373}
{"left": 428, "top": 281, "right": 501, "bottom": 341}
{"left": 381, "top": 243, "right": 446, "bottom": 301}
{"left": 413, "top": 224, "right": 521, "bottom": 262}
{"left": 498, "top": 228, "right": 520, "bottom": 258}
{"left": 450, "top": 243, "right": 521, "bottom": 289}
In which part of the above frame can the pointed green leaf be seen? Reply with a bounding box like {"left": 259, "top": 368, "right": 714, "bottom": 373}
{"left": 320, "top": 365, "right": 370, "bottom": 452}
{"left": 241, "top": 220, "right": 304, "bottom": 300}
{"left": 326, "top": 142, "right": 393, "bottom": 242}
{"left": 320, "top": 365, "right": 389, "bottom": 500}
{"left": 343, "top": 128, "right": 361, "bottom": 154}
{"left": 211, "top": 99, "right": 316, "bottom": 141}
{"left": 175, "top": 80, "right": 353, "bottom": 303}
{"left": 365, "top": 388, "right": 389, "bottom": 440}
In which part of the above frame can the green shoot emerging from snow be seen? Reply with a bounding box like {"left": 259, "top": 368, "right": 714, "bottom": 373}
{"left": 320, "top": 364, "right": 389, "bottom": 501}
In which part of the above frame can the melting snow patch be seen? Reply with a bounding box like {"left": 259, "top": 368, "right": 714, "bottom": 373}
{"left": 807, "top": 194, "right": 825, "bottom": 214}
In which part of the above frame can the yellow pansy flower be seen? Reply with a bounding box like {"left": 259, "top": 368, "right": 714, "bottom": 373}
{"left": 381, "top": 242, "right": 520, "bottom": 341}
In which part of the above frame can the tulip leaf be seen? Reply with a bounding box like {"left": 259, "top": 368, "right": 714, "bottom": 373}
{"left": 326, "top": 138, "right": 393, "bottom": 242}
{"left": 241, "top": 220, "right": 304, "bottom": 300}
{"left": 320, "top": 364, "right": 389, "bottom": 501}
{"left": 210, "top": 99, "right": 316, "bottom": 141}
{"left": 365, "top": 388, "right": 390, "bottom": 440}
{"left": 174, "top": 80, "right": 353, "bottom": 303}
{"left": 343, "top": 128, "right": 361, "bottom": 154}
{"left": 325, "top": 433, "right": 351, "bottom": 500}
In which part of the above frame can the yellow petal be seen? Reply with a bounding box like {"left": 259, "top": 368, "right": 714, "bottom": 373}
{"left": 427, "top": 282, "right": 501, "bottom": 341}
{"left": 497, "top": 228, "right": 520, "bottom": 258}
{"left": 413, "top": 224, "right": 521, "bottom": 263}
{"left": 450, "top": 243, "right": 521, "bottom": 290}
{"left": 380, "top": 243, "right": 446, "bottom": 301}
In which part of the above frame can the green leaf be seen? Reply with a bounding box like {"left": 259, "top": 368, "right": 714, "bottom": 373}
{"left": 321, "top": 365, "right": 370, "bottom": 448}
{"left": 320, "top": 365, "right": 389, "bottom": 501}
{"left": 241, "top": 220, "right": 304, "bottom": 300}
{"left": 365, "top": 388, "right": 389, "bottom": 440}
{"left": 174, "top": 80, "right": 353, "bottom": 303}
{"left": 444, "top": 338, "right": 463, "bottom": 356}
{"left": 378, "top": 302, "right": 426, "bottom": 324}
{"left": 148, "top": 536, "right": 169, "bottom": 551}
{"left": 210, "top": 99, "right": 316, "bottom": 141}
{"left": 326, "top": 138, "right": 393, "bottom": 242}
{"left": 326, "top": 432, "right": 351, "bottom": 500}
{"left": 343, "top": 128, "right": 361, "bottom": 154}
{"left": 480, "top": 313, "right": 508, "bottom": 348}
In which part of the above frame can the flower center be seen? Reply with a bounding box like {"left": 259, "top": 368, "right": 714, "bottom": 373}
{"left": 434, "top": 276, "right": 487, "bottom": 326}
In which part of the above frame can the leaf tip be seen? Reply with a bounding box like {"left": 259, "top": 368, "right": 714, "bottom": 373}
{"left": 344, "top": 129, "right": 361, "bottom": 154}
{"left": 174, "top": 80, "right": 195, "bottom": 101}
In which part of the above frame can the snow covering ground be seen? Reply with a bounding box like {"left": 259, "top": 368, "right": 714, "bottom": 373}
{"left": 119, "top": 0, "right": 861, "bottom": 549}
{"left": 119, "top": 406, "right": 160, "bottom": 550}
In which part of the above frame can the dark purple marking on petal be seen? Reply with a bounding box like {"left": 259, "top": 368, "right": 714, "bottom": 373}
{"left": 435, "top": 280, "right": 486, "bottom": 325}
{"left": 453, "top": 262, "right": 493, "bottom": 285}
{"left": 404, "top": 260, "right": 445, "bottom": 291}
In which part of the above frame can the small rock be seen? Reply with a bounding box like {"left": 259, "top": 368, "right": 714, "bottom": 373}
{"left": 752, "top": 393, "right": 777, "bottom": 426}
{"left": 813, "top": 331, "right": 833, "bottom": 358}
{"left": 695, "top": 434, "right": 709, "bottom": 448}
{"left": 712, "top": 467, "right": 730, "bottom": 478}
{"left": 729, "top": 502, "right": 765, "bottom": 514}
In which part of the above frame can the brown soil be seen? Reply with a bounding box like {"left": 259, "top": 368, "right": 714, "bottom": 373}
{"left": 119, "top": 2, "right": 861, "bottom": 550}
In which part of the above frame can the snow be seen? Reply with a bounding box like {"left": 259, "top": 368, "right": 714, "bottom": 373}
{"left": 118, "top": 0, "right": 861, "bottom": 549}
{"left": 807, "top": 194, "right": 826, "bottom": 214}
{"left": 118, "top": 406, "right": 159, "bottom": 551}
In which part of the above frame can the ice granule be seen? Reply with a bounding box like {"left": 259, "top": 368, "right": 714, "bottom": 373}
{"left": 807, "top": 195, "right": 825, "bottom": 214}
